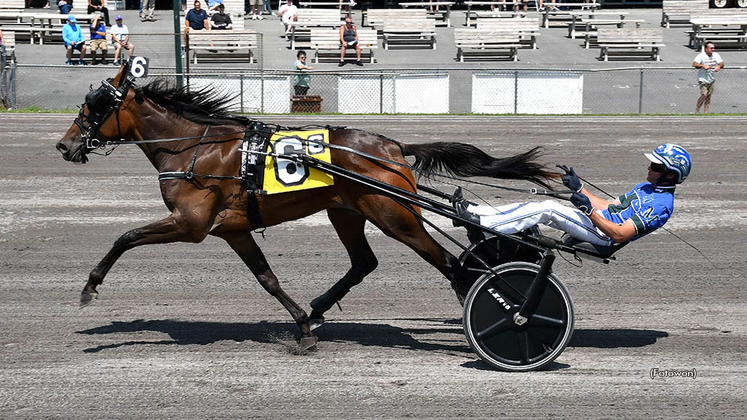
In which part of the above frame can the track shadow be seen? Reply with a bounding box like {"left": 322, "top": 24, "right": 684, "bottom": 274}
{"left": 459, "top": 329, "right": 667, "bottom": 372}
{"left": 76, "top": 318, "right": 472, "bottom": 355}
{"left": 569, "top": 329, "right": 669, "bottom": 348}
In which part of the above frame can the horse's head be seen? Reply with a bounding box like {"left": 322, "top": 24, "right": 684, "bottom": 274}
{"left": 56, "top": 62, "right": 136, "bottom": 163}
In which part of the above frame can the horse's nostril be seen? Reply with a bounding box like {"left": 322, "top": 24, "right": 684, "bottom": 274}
{"left": 56, "top": 142, "right": 68, "bottom": 153}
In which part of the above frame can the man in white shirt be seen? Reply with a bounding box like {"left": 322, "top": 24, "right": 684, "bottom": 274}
{"left": 111, "top": 15, "right": 135, "bottom": 66}
{"left": 278, "top": 0, "right": 298, "bottom": 34}
{"left": 692, "top": 42, "right": 724, "bottom": 114}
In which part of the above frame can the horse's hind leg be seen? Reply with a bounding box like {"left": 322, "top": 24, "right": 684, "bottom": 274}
{"left": 309, "top": 209, "right": 378, "bottom": 329}
{"left": 362, "top": 198, "right": 471, "bottom": 303}
{"left": 219, "top": 231, "right": 317, "bottom": 351}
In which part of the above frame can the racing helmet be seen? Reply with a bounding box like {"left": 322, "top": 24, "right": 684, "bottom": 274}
{"left": 644, "top": 144, "right": 692, "bottom": 184}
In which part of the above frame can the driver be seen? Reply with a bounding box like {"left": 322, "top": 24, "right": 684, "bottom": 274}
{"left": 452, "top": 144, "right": 692, "bottom": 246}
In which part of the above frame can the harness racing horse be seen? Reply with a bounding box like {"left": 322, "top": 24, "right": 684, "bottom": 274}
{"left": 56, "top": 64, "right": 559, "bottom": 351}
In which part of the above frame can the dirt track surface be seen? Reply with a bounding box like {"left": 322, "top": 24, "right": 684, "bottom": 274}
{"left": 1, "top": 114, "right": 746, "bottom": 418}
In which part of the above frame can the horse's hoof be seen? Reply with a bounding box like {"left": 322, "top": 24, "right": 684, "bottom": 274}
{"left": 80, "top": 291, "right": 99, "bottom": 308}
{"left": 298, "top": 335, "right": 318, "bottom": 352}
{"left": 309, "top": 316, "right": 325, "bottom": 331}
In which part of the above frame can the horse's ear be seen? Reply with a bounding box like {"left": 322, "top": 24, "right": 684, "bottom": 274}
{"left": 121, "top": 59, "right": 131, "bottom": 80}
{"left": 112, "top": 59, "right": 130, "bottom": 88}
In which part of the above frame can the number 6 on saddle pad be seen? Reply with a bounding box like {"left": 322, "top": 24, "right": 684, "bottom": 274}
{"left": 263, "top": 129, "right": 334, "bottom": 194}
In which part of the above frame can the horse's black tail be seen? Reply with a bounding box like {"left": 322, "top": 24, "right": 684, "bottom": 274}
{"left": 402, "top": 142, "right": 560, "bottom": 189}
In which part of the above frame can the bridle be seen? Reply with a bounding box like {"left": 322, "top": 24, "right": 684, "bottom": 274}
{"left": 74, "top": 72, "right": 134, "bottom": 150}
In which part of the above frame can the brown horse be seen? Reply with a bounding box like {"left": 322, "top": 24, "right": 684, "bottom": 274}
{"left": 56, "top": 64, "right": 558, "bottom": 350}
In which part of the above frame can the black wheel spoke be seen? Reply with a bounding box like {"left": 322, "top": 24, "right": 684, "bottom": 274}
{"left": 527, "top": 313, "right": 565, "bottom": 328}
{"left": 475, "top": 316, "right": 512, "bottom": 340}
{"left": 516, "top": 330, "right": 531, "bottom": 364}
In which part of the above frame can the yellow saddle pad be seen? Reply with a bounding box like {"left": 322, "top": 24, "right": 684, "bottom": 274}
{"left": 263, "top": 129, "right": 334, "bottom": 195}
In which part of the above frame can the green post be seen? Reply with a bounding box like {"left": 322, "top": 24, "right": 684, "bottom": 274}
{"left": 173, "top": 0, "right": 184, "bottom": 88}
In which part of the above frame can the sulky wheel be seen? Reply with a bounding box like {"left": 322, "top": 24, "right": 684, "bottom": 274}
{"left": 462, "top": 262, "right": 574, "bottom": 372}
{"left": 458, "top": 232, "right": 543, "bottom": 284}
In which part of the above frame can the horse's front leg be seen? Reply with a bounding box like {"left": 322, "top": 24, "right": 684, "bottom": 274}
{"left": 82, "top": 214, "right": 205, "bottom": 307}
{"left": 217, "top": 230, "right": 317, "bottom": 351}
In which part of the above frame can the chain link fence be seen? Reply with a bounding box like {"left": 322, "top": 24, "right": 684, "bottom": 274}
{"left": 5, "top": 64, "right": 747, "bottom": 114}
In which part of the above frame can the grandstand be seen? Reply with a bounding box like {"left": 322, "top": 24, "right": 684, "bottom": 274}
{"left": 1, "top": 5, "right": 744, "bottom": 68}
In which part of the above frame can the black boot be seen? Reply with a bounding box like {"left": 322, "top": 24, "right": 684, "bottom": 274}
{"left": 451, "top": 187, "right": 480, "bottom": 226}
{"left": 451, "top": 187, "right": 485, "bottom": 242}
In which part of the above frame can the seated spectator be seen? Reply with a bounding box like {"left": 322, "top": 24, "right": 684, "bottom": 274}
{"left": 89, "top": 15, "right": 108, "bottom": 65}
{"left": 58, "top": 0, "right": 72, "bottom": 14}
{"left": 185, "top": 0, "right": 210, "bottom": 33}
{"left": 278, "top": 0, "right": 297, "bottom": 34}
{"left": 111, "top": 15, "right": 135, "bottom": 65}
{"left": 339, "top": 16, "right": 362, "bottom": 67}
{"left": 278, "top": 0, "right": 297, "bottom": 35}
{"left": 293, "top": 50, "right": 312, "bottom": 96}
{"left": 210, "top": 4, "right": 233, "bottom": 29}
{"left": 141, "top": 0, "right": 155, "bottom": 21}
{"left": 88, "top": 0, "right": 111, "bottom": 26}
{"left": 207, "top": 0, "right": 223, "bottom": 12}
{"left": 62, "top": 15, "right": 86, "bottom": 65}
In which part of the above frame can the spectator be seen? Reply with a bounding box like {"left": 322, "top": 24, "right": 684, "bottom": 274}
{"left": 248, "top": 0, "right": 262, "bottom": 20}
{"left": 87, "top": 0, "right": 111, "bottom": 26}
{"left": 278, "top": 0, "right": 297, "bottom": 35}
{"left": 89, "top": 15, "right": 108, "bottom": 65}
{"left": 210, "top": 3, "right": 232, "bottom": 29}
{"left": 141, "top": 0, "right": 156, "bottom": 21}
{"left": 206, "top": 0, "right": 223, "bottom": 12}
{"left": 339, "top": 15, "right": 362, "bottom": 67}
{"left": 693, "top": 42, "right": 724, "bottom": 114}
{"left": 293, "top": 50, "right": 312, "bottom": 96}
{"left": 339, "top": 0, "right": 355, "bottom": 14}
{"left": 0, "top": 28, "right": 6, "bottom": 71}
{"left": 185, "top": 0, "right": 210, "bottom": 33}
{"left": 261, "top": 0, "right": 276, "bottom": 17}
{"left": 58, "top": 0, "right": 72, "bottom": 14}
{"left": 111, "top": 15, "right": 135, "bottom": 65}
{"left": 62, "top": 15, "right": 86, "bottom": 66}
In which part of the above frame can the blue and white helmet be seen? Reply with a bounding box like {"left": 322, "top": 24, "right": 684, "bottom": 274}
{"left": 644, "top": 144, "right": 692, "bottom": 184}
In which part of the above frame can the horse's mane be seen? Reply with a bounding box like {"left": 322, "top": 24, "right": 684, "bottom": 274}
{"left": 139, "top": 79, "right": 247, "bottom": 126}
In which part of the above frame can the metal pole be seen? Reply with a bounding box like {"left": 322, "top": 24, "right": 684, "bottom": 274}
{"left": 260, "top": 71, "right": 265, "bottom": 113}
{"left": 240, "top": 73, "right": 244, "bottom": 113}
{"left": 393, "top": 74, "right": 397, "bottom": 114}
{"left": 514, "top": 70, "right": 518, "bottom": 114}
{"left": 638, "top": 67, "right": 644, "bottom": 114}
{"left": 11, "top": 62, "right": 16, "bottom": 109}
{"left": 379, "top": 73, "right": 383, "bottom": 114}
{"left": 173, "top": 0, "right": 184, "bottom": 89}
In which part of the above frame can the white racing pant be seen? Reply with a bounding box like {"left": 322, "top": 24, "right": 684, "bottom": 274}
{"left": 467, "top": 200, "right": 614, "bottom": 246}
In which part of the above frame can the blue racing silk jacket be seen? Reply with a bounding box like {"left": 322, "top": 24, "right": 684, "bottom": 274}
{"left": 602, "top": 182, "right": 675, "bottom": 241}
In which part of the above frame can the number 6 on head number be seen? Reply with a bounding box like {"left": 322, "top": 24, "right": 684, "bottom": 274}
{"left": 128, "top": 56, "right": 149, "bottom": 78}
